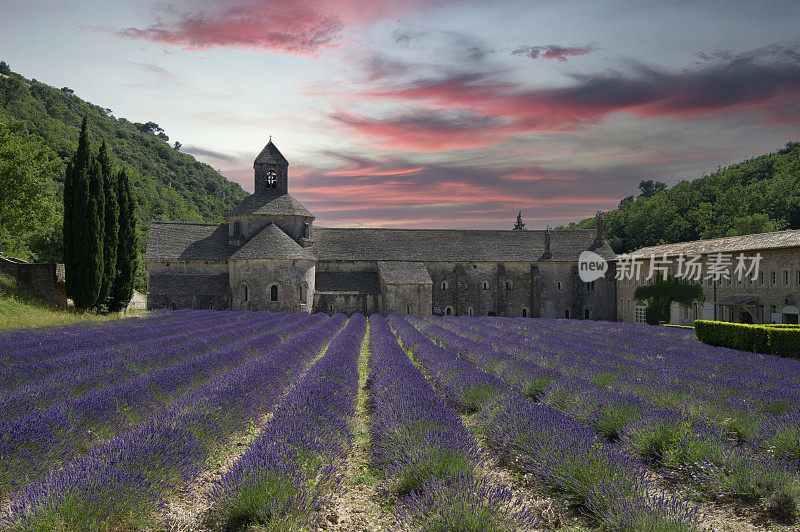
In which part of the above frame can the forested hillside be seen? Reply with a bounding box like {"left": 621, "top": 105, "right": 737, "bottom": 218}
{"left": 0, "top": 62, "right": 247, "bottom": 287}
{"left": 559, "top": 142, "right": 800, "bottom": 253}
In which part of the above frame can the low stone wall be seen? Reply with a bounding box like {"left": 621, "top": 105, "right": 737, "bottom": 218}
{"left": 0, "top": 254, "right": 67, "bottom": 305}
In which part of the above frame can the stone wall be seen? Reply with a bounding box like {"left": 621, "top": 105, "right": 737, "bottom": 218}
{"left": 228, "top": 259, "right": 315, "bottom": 313}
{"left": 0, "top": 254, "right": 66, "bottom": 305}
{"left": 426, "top": 261, "right": 616, "bottom": 320}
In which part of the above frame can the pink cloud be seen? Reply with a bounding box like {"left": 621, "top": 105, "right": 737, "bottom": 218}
{"left": 513, "top": 44, "right": 593, "bottom": 61}
{"left": 118, "top": 0, "right": 426, "bottom": 54}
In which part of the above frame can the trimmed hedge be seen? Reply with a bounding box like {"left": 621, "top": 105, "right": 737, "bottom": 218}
{"left": 694, "top": 320, "right": 800, "bottom": 358}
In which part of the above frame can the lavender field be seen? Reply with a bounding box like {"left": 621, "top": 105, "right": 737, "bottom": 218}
{"left": 1, "top": 311, "right": 798, "bottom": 531}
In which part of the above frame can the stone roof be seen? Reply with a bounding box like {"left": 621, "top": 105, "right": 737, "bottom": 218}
{"left": 315, "top": 270, "right": 381, "bottom": 294}
{"left": 228, "top": 192, "right": 313, "bottom": 217}
{"left": 626, "top": 229, "right": 800, "bottom": 258}
{"left": 377, "top": 261, "right": 432, "bottom": 285}
{"left": 254, "top": 140, "right": 288, "bottom": 165}
{"left": 312, "top": 228, "right": 612, "bottom": 262}
{"left": 147, "top": 223, "right": 612, "bottom": 264}
{"left": 149, "top": 273, "right": 229, "bottom": 295}
{"left": 230, "top": 223, "right": 316, "bottom": 261}
{"left": 146, "top": 222, "right": 232, "bottom": 261}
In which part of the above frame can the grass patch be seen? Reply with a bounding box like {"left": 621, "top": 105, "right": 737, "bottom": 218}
{"left": 0, "top": 274, "right": 137, "bottom": 329}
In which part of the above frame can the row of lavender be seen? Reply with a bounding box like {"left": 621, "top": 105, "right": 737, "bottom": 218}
{"left": 2, "top": 313, "right": 345, "bottom": 529}
{"left": 0, "top": 311, "right": 316, "bottom": 496}
{"left": 1, "top": 311, "right": 295, "bottom": 418}
{"left": 389, "top": 316, "right": 706, "bottom": 531}
{"left": 372, "top": 316, "right": 537, "bottom": 530}
{"left": 209, "top": 313, "right": 367, "bottom": 530}
{"left": 413, "top": 316, "right": 800, "bottom": 522}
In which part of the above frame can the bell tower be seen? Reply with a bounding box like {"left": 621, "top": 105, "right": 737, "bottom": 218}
{"left": 254, "top": 138, "right": 289, "bottom": 194}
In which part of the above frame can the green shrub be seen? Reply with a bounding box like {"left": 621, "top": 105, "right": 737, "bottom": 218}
{"left": 694, "top": 320, "right": 800, "bottom": 359}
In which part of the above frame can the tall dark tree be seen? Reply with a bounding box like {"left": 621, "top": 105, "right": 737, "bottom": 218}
{"left": 97, "top": 141, "right": 118, "bottom": 307}
{"left": 110, "top": 169, "right": 137, "bottom": 311}
{"left": 63, "top": 117, "right": 91, "bottom": 303}
{"left": 68, "top": 150, "right": 104, "bottom": 309}
{"left": 513, "top": 211, "right": 527, "bottom": 230}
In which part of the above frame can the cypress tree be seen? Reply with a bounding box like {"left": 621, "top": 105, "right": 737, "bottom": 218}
{"left": 70, "top": 156, "right": 104, "bottom": 309}
{"left": 97, "top": 141, "right": 118, "bottom": 307}
{"left": 110, "top": 168, "right": 137, "bottom": 311}
{"left": 64, "top": 117, "right": 91, "bottom": 304}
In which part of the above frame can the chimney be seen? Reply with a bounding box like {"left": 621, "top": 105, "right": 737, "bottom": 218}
{"left": 595, "top": 211, "right": 604, "bottom": 241}
{"left": 544, "top": 226, "right": 551, "bottom": 256}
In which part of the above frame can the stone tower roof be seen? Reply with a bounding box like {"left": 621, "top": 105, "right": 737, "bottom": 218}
{"left": 254, "top": 140, "right": 288, "bottom": 165}
{"left": 229, "top": 223, "right": 316, "bottom": 261}
{"left": 228, "top": 191, "right": 313, "bottom": 217}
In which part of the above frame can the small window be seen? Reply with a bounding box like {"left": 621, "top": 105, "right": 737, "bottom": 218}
{"left": 445, "top": 306, "right": 453, "bottom": 316}
{"left": 522, "top": 307, "right": 528, "bottom": 318}
{"left": 564, "top": 308, "right": 570, "bottom": 319}
{"left": 241, "top": 283, "right": 249, "bottom": 302}
{"left": 482, "top": 281, "right": 489, "bottom": 290}
{"left": 406, "top": 305, "right": 412, "bottom": 315}
{"left": 329, "top": 302, "right": 335, "bottom": 313}
{"left": 557, "top": 280, "right": 563, "bottom": 291}
{"left": 441, "top": 281, "right": 448, "bottom": 290}
{"left": 300, "top": 282, "right": 308, "bottom": 304}
{"left": 771, "top": 271, "right": 776, "bottom": 286}
{"left": 797, "top": 271, "right": 800, "bottom": 286}
{"left": 760, "top": 271, "right": 765, "bottom": 285}
{"left": 171, "top": 303, "right": 176, "bottom": 310}
{"left": 783, "top": 270, "right": 789, "bottom": 285}
{"left": 586, "top": 280, "right": 595, "bottom": 291}
{"left": 270, "top": 284, "right": 278, "bottom": 302}
{"left": 266, "top": 170, "right": 277, "bottom": 188}
{"left": 468, "top": 307, "right": 474, "bottom": 316}
{"left": 234, "top": 221, "right": 241, "bottom": 236}
{"left": 505, "top": 280, "right": 513, "bottom": 290}
{"left": 584, "top": 307, "right": 590, "bottom": 319}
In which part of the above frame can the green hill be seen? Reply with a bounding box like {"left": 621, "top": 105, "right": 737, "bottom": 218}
{"left": 0, "top": 61, "right": 248, "bottom": 288}
{"left": 558, "top": 142, "right": 800, "bottom": 253}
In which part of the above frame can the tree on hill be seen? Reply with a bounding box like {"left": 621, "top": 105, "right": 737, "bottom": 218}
{"left": 557, "top": 142, "right": 800, "bottom": 253}
{"left": 0, "top": 61, "right": 10, "bottom": 75}
{"left": 513, "top": 211, "right": 527, "bottom": 230}
{"left": 0, "top": 121, "right": 60, "bottom": 258}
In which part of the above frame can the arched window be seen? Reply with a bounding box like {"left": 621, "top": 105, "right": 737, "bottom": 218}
{"left": 406, "top": 305, "right": 412, "bottom": 315}
{"left": 445, "top": 306, "right": 453, "bottom": 316}
{"left": 328, "top": 302, "right": 335, "bottom": 314}
{"left": 299, "top": 282, "right": 308, "bottom": 304}
{"left": 557, "top": 280, "right": 563, "bottom": 291}
{"left": 564, "top": 308, "right": 570, "bottom": 319}
{"left": 467, "top": 307, "right": 474, "bottom": 316}
{"left": 505, "top": 280, "right": 513, "bottom": 290}
{"left": 584, "top": 307, "right": 591, "bottom": 319}
{"left": 482, "top": 281, "right": 489, "bottom": 290}
{"left": 522, "top": 307, "right": 528, "bottom": 318}
{"left": 241, "top": 283, "right": 249, "bottom": 302}
{"left": 441, "top": 281, "right": 448, "bottom": 290}
{"left": 266, "top": 170, "right": 277, "bottom": 188}
{"left": 269, "top": 284, "right": 279, "bottom": 302}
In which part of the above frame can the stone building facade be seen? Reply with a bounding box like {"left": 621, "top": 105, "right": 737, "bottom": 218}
{"left": 616, "top": 231, "right": 800, "bottom": 325}
{"left": 146, "top": 140, "right": 617, "bottom": 318}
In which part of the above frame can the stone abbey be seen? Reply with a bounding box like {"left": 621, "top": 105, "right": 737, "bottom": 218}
{"left": 146, "top": 139, "right": 617, "bottom": 318}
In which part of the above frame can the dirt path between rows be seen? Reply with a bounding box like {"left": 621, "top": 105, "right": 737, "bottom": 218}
{"left": 317, "top": 325, "right": 407, "bottom": 532}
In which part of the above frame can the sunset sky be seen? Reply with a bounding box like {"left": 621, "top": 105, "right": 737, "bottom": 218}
{"left": 2, "top": 0, "right": 800, "bottom": 228}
